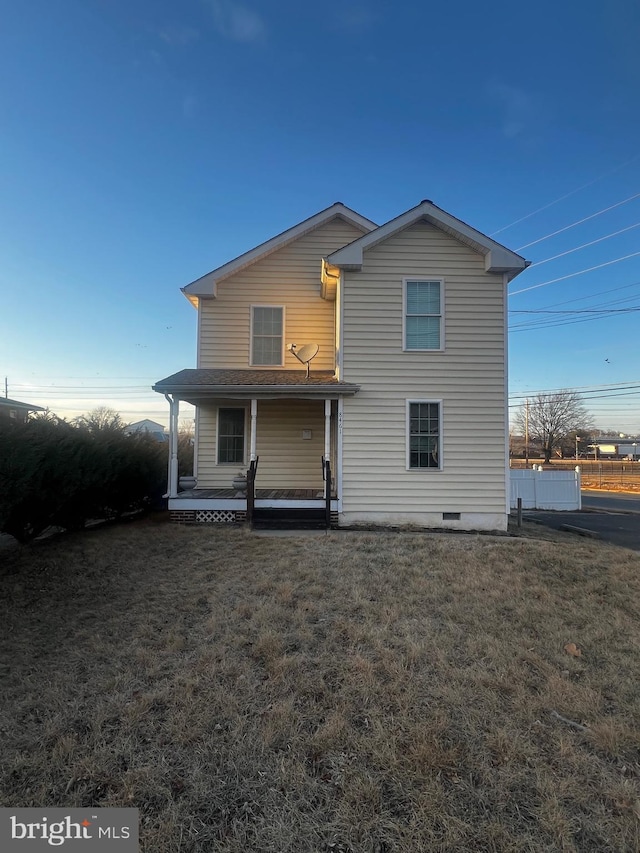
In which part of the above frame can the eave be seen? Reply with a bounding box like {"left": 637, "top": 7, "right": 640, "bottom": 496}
{"left": 327, "top": 200, "right": 529, "bottom": 281}
{"left": 154, "top": 384, "right": 360, "bottom": 403}
{"left": 181, "top": 203, "right": 377, "bottom": 305}
{"left": 153, "top": 368, "right": 360, "bottom": 403}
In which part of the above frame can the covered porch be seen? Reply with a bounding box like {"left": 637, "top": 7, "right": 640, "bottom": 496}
{"left": 152, "top": 368, "right": 359, "bottom": 523}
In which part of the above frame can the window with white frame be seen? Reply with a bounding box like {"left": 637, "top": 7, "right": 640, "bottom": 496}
{"left": 404, "top": 279, "right": 443, "bottom": 350}
{"left": 251, "top": 306, "right": 284, "bottom": 366}
{"left": 217, "top": 408, "right": 245, "bottom": 464}
{"left": 407, "top": 400, "right": 441, "bottom": 469}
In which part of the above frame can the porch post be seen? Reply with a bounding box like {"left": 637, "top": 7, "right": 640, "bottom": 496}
{"left": 167, "top": 395, "right": 179, "bottom": 498}
{"left": 324, "top": 400, "right": 331, "bottom": 501}
{"left": 324, "top": 399, "right": 331, "bottom": 464}
{"left": 250, "top": 399, "right": 257, "bottom": 461}
{"left": 324, "top": 399, "right": 332, "bottom": 525}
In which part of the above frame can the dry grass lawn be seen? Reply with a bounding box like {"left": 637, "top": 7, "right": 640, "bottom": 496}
{"left": 1, "top": 518, "right": 640, "bottom": 852}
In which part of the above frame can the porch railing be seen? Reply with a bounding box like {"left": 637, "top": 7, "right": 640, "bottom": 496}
{"left": 246, "top": 457, "right": 259, "bottom": 524}
{"left": 322, "top": 456, "right": 332, "bottom": 528}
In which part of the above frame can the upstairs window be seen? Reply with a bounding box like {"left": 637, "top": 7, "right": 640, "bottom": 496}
{"left": 404, "top": 279, "right": 443, "bottom": 350}
{"left": 407, "top": 400, "right": 441, "bottom": 469}
{"left": 217, "top": 408, "right": 245, "bottom": 464}
{"left": 251, "top": 306, "right": 284, "bottom": 366}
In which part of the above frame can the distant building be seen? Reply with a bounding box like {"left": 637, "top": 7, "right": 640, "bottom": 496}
{"left": 0, "top": 396, "right": 45, "bottom": 424}
{"left": 124, "top": 419, "right": 168, "bottom": 442}
{"left": 591, "top": 437, "right": 639, "bottom": 459}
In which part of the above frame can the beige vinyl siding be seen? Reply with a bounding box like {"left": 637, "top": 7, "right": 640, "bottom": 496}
{"left": 341, "top": 219, "right": 507, "bottom": 515}
{"left": 199, "top": 218, "right": 366, "bottom": 371}
{"left": 196, "top": 399, "right": 327, "bottom": 491}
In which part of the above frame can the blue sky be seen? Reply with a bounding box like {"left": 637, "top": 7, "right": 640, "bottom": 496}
{"left": 1, "top": 0, "right": 639, "bottom": 432}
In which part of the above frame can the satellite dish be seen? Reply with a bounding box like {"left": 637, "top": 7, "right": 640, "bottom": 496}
{"left": 288, "top": 342, "right": 320, "bottom": 377}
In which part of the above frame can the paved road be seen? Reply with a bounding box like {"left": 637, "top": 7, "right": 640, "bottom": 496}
{"left": 525, "top": 493, "right": 640, "bottom": 552}
{"left": 581, "top": 491, "right": 640, "bottom": 514}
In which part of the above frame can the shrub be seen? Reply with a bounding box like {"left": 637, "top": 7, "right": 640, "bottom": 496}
{"left": 0, "top": 417, "right": 167, "bottom": 542}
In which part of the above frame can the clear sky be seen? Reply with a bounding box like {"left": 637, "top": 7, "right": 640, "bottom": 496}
{"left": 1, "top": 0, "right": 639, "bottom": 433}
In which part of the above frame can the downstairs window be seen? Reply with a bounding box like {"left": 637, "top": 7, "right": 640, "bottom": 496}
{"left": 217, "top": 408, "right": 246, "bottom": 464}
{"left": 407, "top": 400, "right": 441, "bottom": 469}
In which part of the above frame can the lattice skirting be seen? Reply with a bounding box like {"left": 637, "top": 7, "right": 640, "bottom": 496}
{"left": 195, "top": 510, "right": 236, "bottom": 524}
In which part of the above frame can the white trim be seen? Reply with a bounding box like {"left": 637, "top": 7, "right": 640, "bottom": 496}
{"left": 168, "top": 396, "right": 180, "bottom": 496}
{"left": 503, "top": 272, "right": 510, "bottom": 516}
{"left": 164, "top": 394, "right": 173, "bottom": 496}
{"left": 402, "top": 277, "right": 445, "bottom": 352}
{"left": 250, "top": 304, "right": 285, "bottom": 367}
{"left": 170, "top": 498, "right": 247, "bottom": 511}
{"left": 216, "top": 405, "right": 249, "bottom": 466}
{"left": 327, "top": 200, "right": 528, "bottom": 281}
{"left": 182, "top": 203, "right": 377, "bottom": 298}
{"left": 336, "top": 269, "right": 344, "bottom": 380}
{"left": 169, "top": 498, "right": 338, "bottom": 511}
{"left": 196, "top": 302, "right": 202, "bottom": 368}
{"left": 405, "top": 398, "right": 443, "bottom": 471}
{"left": 324, "top": 399, "right": 331, "bottom": 462}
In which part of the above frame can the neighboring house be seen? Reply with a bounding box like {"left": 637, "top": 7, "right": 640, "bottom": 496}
{"left": 154, "top": 200, "right": 528, "bottom": 531}
{"left": 0, "top": 396, "right": 45, "bottom": 424}
{"left": 124, "top": 419, "right": 168, "bottom": 442}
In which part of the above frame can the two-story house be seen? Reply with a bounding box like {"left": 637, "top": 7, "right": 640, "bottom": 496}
{"left": 153, "top": 200, "right": 528, "bottom": 531}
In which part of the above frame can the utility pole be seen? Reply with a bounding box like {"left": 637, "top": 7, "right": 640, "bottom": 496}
{"left": 525, "top": 397, "right": 529, "bottom": 467}
{"left": 4, "top": 377, "right": 7, "bottom": 398}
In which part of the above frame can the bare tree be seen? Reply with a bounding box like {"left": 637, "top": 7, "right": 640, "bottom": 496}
{"left": 73, "top": 407, "right": 126, "bottom": 434}
{"left": 515, "top": 391, "right": 592, "bottom": 463}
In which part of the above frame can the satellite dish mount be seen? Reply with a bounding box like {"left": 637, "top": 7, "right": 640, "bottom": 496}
{"left": 287, "top": 343, "right": 320, "bottom": 378}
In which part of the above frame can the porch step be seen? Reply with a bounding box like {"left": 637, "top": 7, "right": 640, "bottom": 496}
{"left": 252, "top": 508, "right": 327, "bottom": 530}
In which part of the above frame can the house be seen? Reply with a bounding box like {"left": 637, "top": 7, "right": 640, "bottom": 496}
{"left": 124, "top": 419, "right": 168, "bottom": 442}
{"left": 0, "top": 396, "right": 45, "bottom": 424}
{"left": 153, "top": 200, "right": 528, "bottom": 531}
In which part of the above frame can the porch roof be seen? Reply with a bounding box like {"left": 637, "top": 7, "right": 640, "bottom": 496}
{"left": 153, "top": 368, "right": 360, "bottom": 400}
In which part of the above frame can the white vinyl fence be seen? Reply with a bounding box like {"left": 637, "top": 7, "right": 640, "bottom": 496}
{"left": 510, "top": 467, "right": 582, "bottom": 511}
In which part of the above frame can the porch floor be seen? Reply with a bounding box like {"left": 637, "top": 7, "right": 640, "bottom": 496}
{"left": 175, "top": 488, "right": 337, "bottom": 500}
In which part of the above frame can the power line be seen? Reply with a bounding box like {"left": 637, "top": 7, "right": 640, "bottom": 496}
{"left": 509, "top": 381, "right": 640, "bottom": 401}
{"left": 515, "top": 192, "right": 640, "bottom": 251}
{"left": 509, "top": 250, "right": 640, "bottom": 297}
{"left": 509, "top": 290, "right": 640, "bottom": 330}
{"left": 511, "top": 307, "right": 640, "bottom": 314}
{"left": 510, "top": 312, "right": 638, "bottom": 332}
{"left": 508, "top": 286, "right": 640, "bottom": 334}
{"left": 516, "top": 279, "right": 640, "bottom": 311}
{"left": 490, "top": 152, "right": 640, "bottom": 236}
{"left": 508, "top": 390, "right": 640, "bottom": 408}
{"left": 528, "top": 221, "right": 640, "bottom": 267}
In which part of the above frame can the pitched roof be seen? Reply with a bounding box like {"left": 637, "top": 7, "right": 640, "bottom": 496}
{"left": 327, "top": 200, "right": 529, "bottom": 281}
{"left": 125, "top": 419, "right": 167, "bottom": 432}
{"left": 0, "top": 396, "right": 45, "bottom": 412}
{"left": 181, "top": 203, "right": 377, "bottom": 303}
{"left": 153, "top": 369, "right": 360, "bottom": 398}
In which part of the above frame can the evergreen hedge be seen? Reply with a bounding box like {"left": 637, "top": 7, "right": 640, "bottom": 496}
{"left": 0, "top": 417, "right": 167, "bottom": 542}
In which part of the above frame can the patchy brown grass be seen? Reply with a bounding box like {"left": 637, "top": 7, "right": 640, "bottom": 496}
{"left": 1, "top": 518, "right": 640, "bottom": 852}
